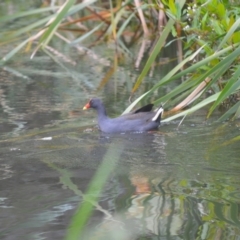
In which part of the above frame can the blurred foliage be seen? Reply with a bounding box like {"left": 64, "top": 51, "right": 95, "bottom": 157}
{"left": 127, "top": 0, "right": 240, "bottom": 121}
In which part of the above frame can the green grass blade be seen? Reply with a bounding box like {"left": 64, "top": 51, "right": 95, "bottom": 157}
{"left": 132, "top": 17, "right": 175, "bottom": 93}
{"left": 208, "top": 60, "right": 240, "bottom": 117}
{"left": 117, "top": 12, "right": 135, "bottom": 39}
{"left": 162, "top": 92, "right": 221, "bottom": 122}
{"left": 234, "top": 104, "right": 240, "bottom": 120}
{"left": 149, "top": 46, "right": 204, "bottom": 88}
{"left": 142, "top": 43, "right": 235, "bottom": 105}
{"left": 217, "top": 18, "right": 240, "bottom": 51}
{"left": 66, "top": 142, "right": 123, "bottom": 240}
{"left": 117, "top": 38, "right": 133, "bottom": 57}
{"left": 207, "top": 61, "right": 233, "bottom": 89}
{"left": 40, "top": 0, "right": 76, "bottom": 47}
{"left": 123, "top": 44, "right": 240, "bottom": 116}
{"left": 1, "top": 0, "right": 97, "bottom": 41}
{"left": 169, "top": 43, "right": 240, "bottom": 82}
{"left": 122, "top": 91, "right": 150, "bottom": 115}
{"left": 1, "top": 38, "right": 30, "bottom": 63}
{"left": 70, "top": 23, "right": 104, "bottom": 45}
{"left": 159, "top": 44, "right": 240, "bottom": 109}
{"left": 153, "top": 76, "right": 203, "bottom": 106}
{"left": 2, "top": 15, "right": 53, "bottom": 39}
{"left": 198, "top": 45, "right": 240, "bottom": 88}
{"left": 122, "top": 46, "right": 204, "bottom": 114}
{"left": 0, "top": 7, "right": 58, "bottom": 23}
{"left": 160, "top": 59, "right": 231, "bottom": 109}
{"left": 218, "top": 101, "right": 240, "bottom": 122}
{"left": 66, "top": 0, "right": 97, "bottom": 16}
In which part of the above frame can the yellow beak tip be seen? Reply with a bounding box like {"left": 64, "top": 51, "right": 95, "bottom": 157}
{"left": 83, "top": 106, "right": 87, "bottom": 110}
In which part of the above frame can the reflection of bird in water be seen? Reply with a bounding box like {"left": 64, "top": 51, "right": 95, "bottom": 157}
{"left": 127, "top": 169, "right": 182, "bottom": 237}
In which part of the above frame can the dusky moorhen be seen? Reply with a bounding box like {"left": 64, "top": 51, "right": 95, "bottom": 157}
{"left": 83, "top": 98, "right": 163, "bottom": 133}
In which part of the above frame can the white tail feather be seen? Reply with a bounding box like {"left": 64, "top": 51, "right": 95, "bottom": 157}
{"left": 152, "top": 107, "right": 164, "bottom": 122}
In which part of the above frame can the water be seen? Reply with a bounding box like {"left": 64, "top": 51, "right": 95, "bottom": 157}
{"left": 1, "top": 57, "right": 240, "bottom": 240}
{"left": 0, "top": 86, "right": 239, "bottom": 240}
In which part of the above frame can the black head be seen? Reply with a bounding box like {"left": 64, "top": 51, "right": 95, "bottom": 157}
{"left": 83, "top": 98, "right": 103, "bottom": 110}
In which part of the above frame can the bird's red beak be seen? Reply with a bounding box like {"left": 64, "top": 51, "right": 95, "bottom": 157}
{"left": 83, "top": 102, "right": 90, "bottom": 110}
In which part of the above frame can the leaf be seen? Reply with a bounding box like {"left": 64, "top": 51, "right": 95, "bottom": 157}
{"left": 208, "top": 63, "right": 240, "bottom": 117}
{"left": 233, "top": 31, "right": 240, "bottom": 43}
{"left": 217, "top": 18, "right": 240, "bottom": 50}
{"left": 169, "top": 0, "right": 177, "bottom": 15}
{"left": 176, "top": 0, "right": 186, "bottom": 19}
{"left": 153, "top": 75, "right": 202, "bottom": 106}
{"left": 70, "top": 23, "right": 103, "bottom": 45}
{"left": 1, "top": 38, "right": 30, "bottom": 63}
{"left": 122, "top": 91, "right": 150, "bottom": 115}
{"left": 172, "top": 77, "right": 211, "bottom": 111}
{"left": 217, "top": 3, "right": 226, "bottom": 18}
{"left": 131, "top": 17, "right": 175, "bottom": 93}
{"left": 66, "top": 0, "right": 97, "bottom": 16}
{"left": 117, "top": 12, "right": 135, "bottom": 38}
{"left": 0, "top": 6, "right": 58, "bottom": 23}
{"left": 162, "top": 92, "right": 221, "bottom": 123}
{"left": 167, "top": 43, "right": 240, "bottom": 83}
{"left": 122, "top": 46, "right": 204, "bottom": 114}
{"left": 3, "top": 15, "right": 53, "bottom": 39}
{"left": 218, "top": 101, "right": 240, "bottom": 122}
{"left": 211, "top": 19, "right": 224, "bottom": 35}
{"left": 39, "top": 0, "right": 76, "bottom": 47}
{"left": 66, "top": 142, "right": 123, "bottom": 240}
{"left": 234, "top": 104, "right": 240, "bottom": 120}
{"left": 201, "top": 12, "right": 208, "bottom": 30}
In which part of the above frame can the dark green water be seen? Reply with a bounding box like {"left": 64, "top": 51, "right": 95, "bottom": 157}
{"left": 0, "top": 50, "right": 240, "bottom": 239}
{"left": 0, "top": 2, "right": 240, "bottom": 240}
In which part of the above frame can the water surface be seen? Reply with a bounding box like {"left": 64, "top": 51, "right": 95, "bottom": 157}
{"left": 0, "top": 108, "right": 240, "bottom": 239}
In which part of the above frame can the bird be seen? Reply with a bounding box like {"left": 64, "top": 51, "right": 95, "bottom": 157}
{"left": 83, "top": 98, "right": 163, "bottom": 133}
